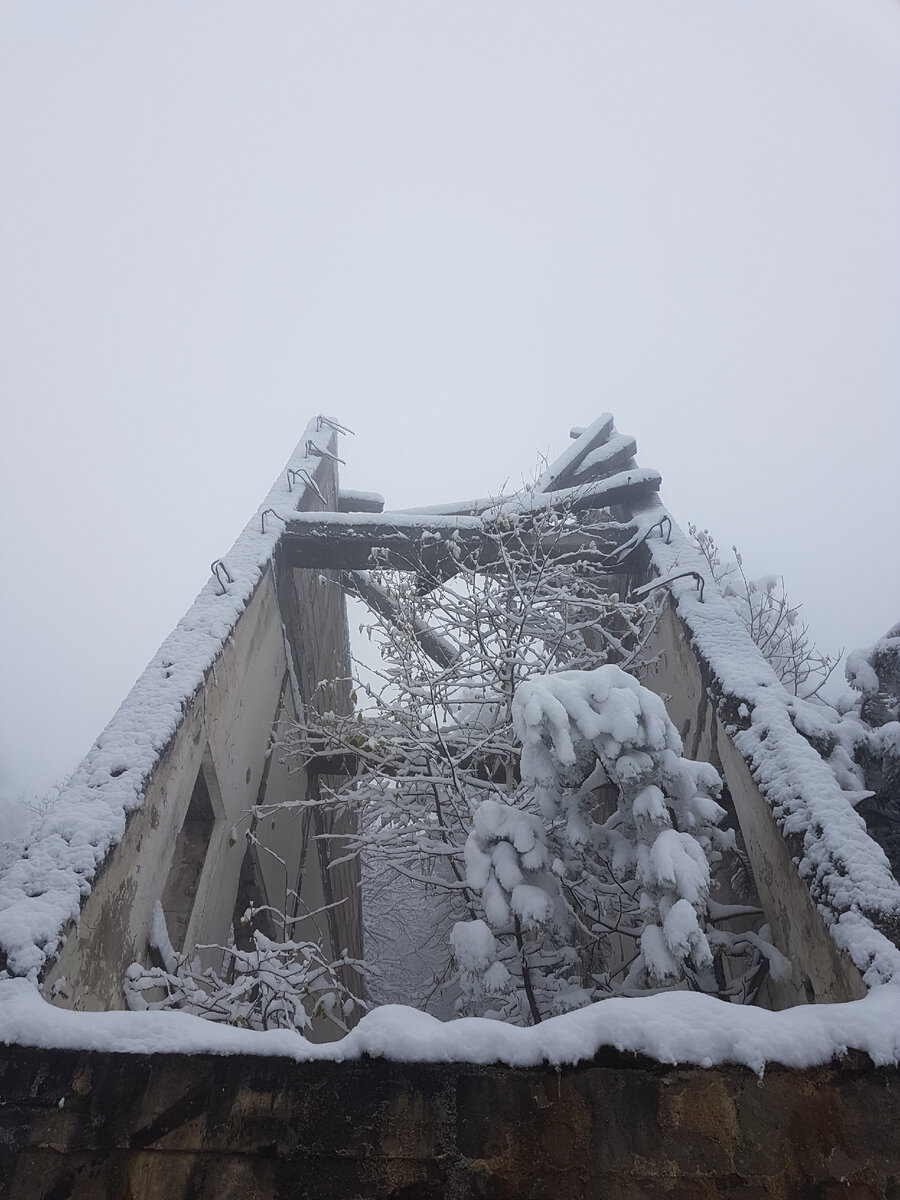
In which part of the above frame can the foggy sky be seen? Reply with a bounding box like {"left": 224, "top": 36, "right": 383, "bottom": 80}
{"left": 1, "top": 0, "right": 898, "bottom": 809}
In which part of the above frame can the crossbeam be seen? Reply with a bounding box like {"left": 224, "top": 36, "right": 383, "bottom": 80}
{"left": 280, "top": 518, "right": 631, "bottom": 576}
{"left": 282, "top": 467, "right": 661, "bottom": 573}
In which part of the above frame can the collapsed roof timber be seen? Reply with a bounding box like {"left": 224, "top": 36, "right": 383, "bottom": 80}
{"left": 1, "top": 414, "right": 899, "bottom": 1042}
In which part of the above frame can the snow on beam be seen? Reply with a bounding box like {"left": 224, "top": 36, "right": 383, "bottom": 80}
{"left": 398, "top": 497, "right": 515, "bottom": 518}
{"left": 400, "top": 501, "right": 481, "bottom": 517}
{"left": 506, "top": 468, "right": 660, "bottom": 516}
{"left": 401, "top": 465, "right": 661, "bottom": 522}
{"left": 3, "top": 973, "right": 900, "bottom": 1071}
{"left": 568, "top": 433, "right": 638, "bottom": 487}
{"left": 338, "top": 490, "right": 385, "bottom": 514}
{"left": 535, "top": 413, "right": 615, "bottom": 494}
{"left": 635, "top": 498, "right": 900, "bottom": 991}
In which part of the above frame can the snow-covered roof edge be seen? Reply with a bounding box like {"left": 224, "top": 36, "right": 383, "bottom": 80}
{"left": 627, "top": 498, "right": 900, "bottom": 988}
{"left": 0, "top": 417, "right": 341, "bottom": 982}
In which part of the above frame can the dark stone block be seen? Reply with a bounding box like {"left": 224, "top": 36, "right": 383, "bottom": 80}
{"left": 1, "top": 1044, "right": 899, "bottom": 1198}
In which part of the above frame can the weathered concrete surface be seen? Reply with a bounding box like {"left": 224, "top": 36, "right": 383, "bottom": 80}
{"left": 640, "top": 601, "right": 866, "bottom": 1008}
{"left": 1, "top": 1044, "right": 898, "bottom": 1198}
{"left": 44, "top": 566, "right": 297, "bottom": 1009}
{"left": 42, "top": 446, "right": 362, "bottom": 1014}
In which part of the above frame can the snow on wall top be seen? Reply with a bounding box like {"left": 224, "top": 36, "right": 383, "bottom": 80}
{"left": 0, "top": 417, "right": 341, "bottom": 983}
{"left": 2, "top": 975, "right": 899, "bottom": 1074}
{"left": 625, "top": 497, "right": 900, "bottom": 988}
{"left": 402, "top": 414, "right": 644, "bottom": 518}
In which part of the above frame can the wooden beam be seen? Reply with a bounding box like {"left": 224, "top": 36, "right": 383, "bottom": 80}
{"left": 281, "top": 520, "right": 482, "bottom": 572}
{"left": 279, "top": 468, "right": 659, "bottom": 596}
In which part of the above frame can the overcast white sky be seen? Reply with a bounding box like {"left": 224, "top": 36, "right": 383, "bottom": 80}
{"left": 1, "top": 0, "right": 898, "bottom": 809}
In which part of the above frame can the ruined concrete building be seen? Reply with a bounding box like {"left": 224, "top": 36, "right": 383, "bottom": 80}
{"left": 2, "top": 415, "right": 899, "bottom": 1197}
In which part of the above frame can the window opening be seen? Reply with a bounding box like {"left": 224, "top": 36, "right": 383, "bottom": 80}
{"left": 160, "top": 761, "right": 216, "bottom": 951}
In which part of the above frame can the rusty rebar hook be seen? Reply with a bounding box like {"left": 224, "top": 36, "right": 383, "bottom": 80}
{"left": 305, "top": 439, "right": 346, "bottom": 466}
{"left": 316, "top": 415, "right": 355, "bottom": 436}
{"left": 260, "top": 508, "right": 285, "bottom": 534}
{"left": 210, "top": 559, "right": 234, "bottom": 595}
{"left": 287, "top": 468, "right": 326, "bottom": 504}
{"left": 633, "top": 570, "right": 705, "bottom": 604}
{"left": 631, "top": 514, "right": 673, "bottom": 553}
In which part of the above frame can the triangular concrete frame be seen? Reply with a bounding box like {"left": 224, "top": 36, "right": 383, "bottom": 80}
{"left": 1, "top": 414, "right": 898, "bottom": 1020}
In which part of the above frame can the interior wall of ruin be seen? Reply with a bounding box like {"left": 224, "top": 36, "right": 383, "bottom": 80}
{"left": 44, "top": 447, "right": 362, "bottom": 1015}
{"left": 639, "top": 601, "right": 865, "bottom": 1006}
{"left": 45, "top": 567, "right": 295, "bottom": 1010}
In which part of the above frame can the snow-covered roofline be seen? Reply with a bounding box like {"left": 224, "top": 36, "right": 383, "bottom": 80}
{"left": 0, "top": 417, "right": 343, "bottom": 982}
{"left": 628, "top": 497, "right": 900, "bottom": 988}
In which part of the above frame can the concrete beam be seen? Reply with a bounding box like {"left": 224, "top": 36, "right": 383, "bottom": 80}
{"left": 568, "top": 433, "right": 637, "bottom": 487}
{"left": 341, "top": 571, "right": 459, "bottom": 669}
{"left": 279, "top": 521, "right": 631, "bottom": 576}
{"left": 400, "top": 458, "right": 659, "bottom": 519}
{"left": 536, "top": 412, "right": 615, "bottom": 493}
{"left": 338, "top": 490, "right": 385, "bottom": 514}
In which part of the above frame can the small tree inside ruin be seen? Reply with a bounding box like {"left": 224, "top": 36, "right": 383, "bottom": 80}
{"left": 283, "top": 498, "right": 782, "bottom": 1023}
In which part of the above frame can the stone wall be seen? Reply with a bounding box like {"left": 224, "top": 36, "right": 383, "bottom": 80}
{"left": 1, "top": 1043, "right": 898, "bottom": 1198}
